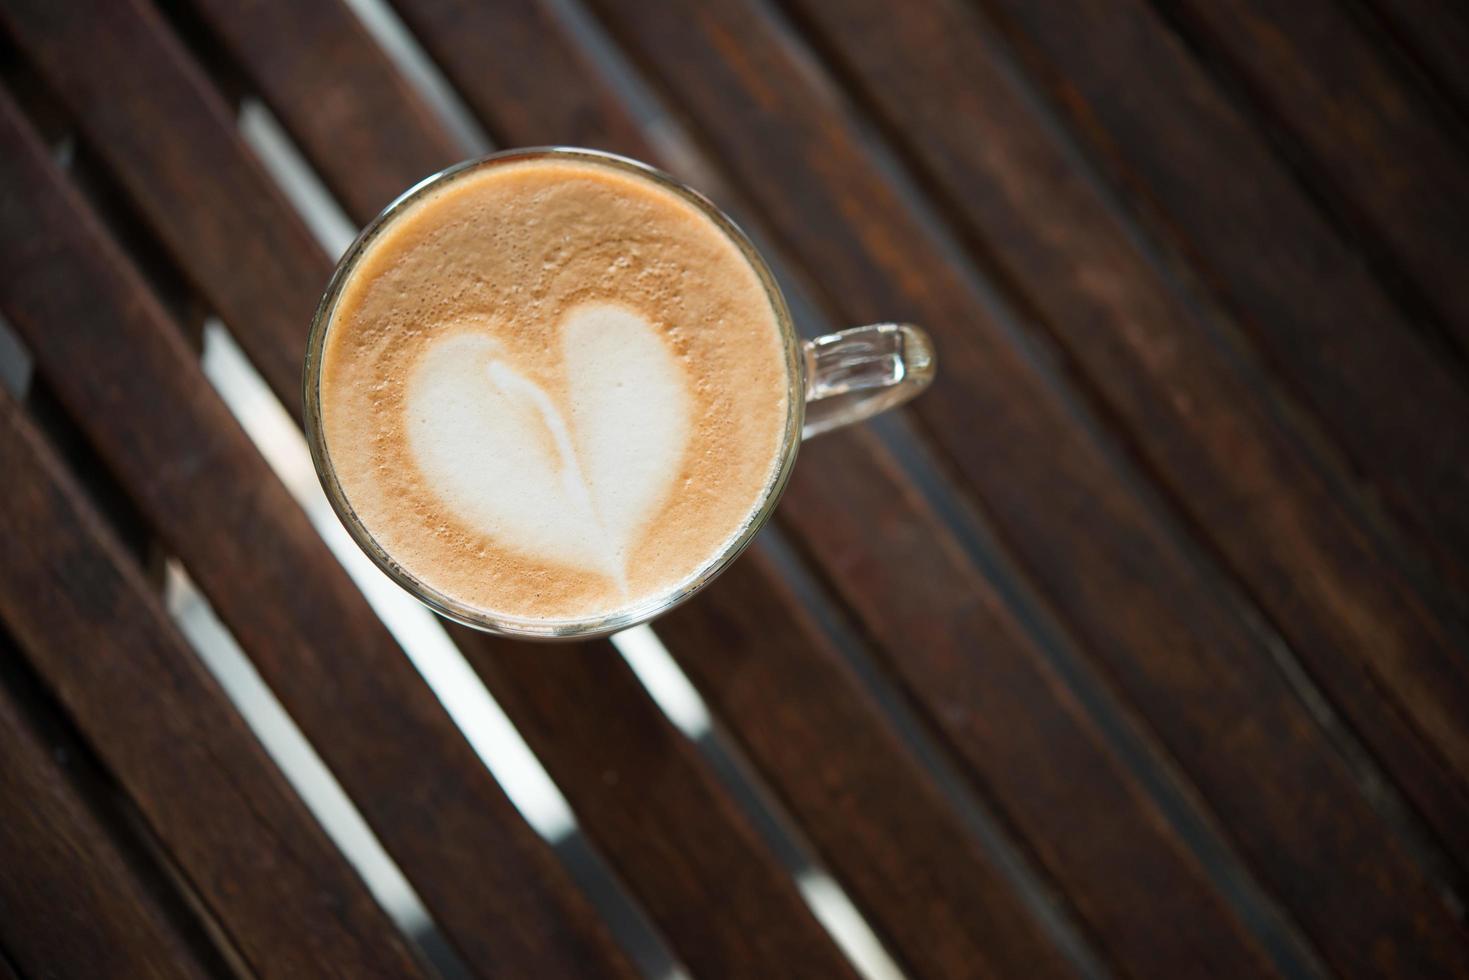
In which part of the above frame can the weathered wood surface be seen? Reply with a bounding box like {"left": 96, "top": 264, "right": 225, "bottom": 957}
{"left": 0, "top": 85, "right": 633, "bottom": 980}
{"left": 0, "top": 389, "right": 425, "bottom": 979}
{"left": 973, "top": 0, "right": 1469, "bottom": 594}
{"left": 1164, "top": 0, "right": 1469, "bottom": 353}
{"left": 183, "top": 0, "right": 461, "bottom": 220}
{"left": 2, "top": 0, "right": 1468, "bottom": 975}
{"left": 783, "top": 0, "right": 1469, "bottom": 878}
{"left": 0, "top": 663, "right": 216, "bottom": 980}
{"left": 657, "top": 546, "right": 1271, "bottom": 978}
{"left": 455, "top": 633, "right": 866, "bottom": 980}
{"left": 0, "top": 0, "right": 326, "bottom": 414}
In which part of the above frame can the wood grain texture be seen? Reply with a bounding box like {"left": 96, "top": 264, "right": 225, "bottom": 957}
{"left": 569, "top": 0, "right": 1469, "bottom": 974}
{"left": 1163, "top": 0, "right": 1469, "bottom": 350}
{"left": 0, "top": 87, "right": 633, "bottom": 980}
{"left": 0, "top": 389, "right": 425, "bottom": 979}
{"left": 0, "top": 0, "right": 328, "bottom": 415}
{"left": 656, "top": 549, "right": 1084, "bottom": 980}
{"left": 22, "top": 374, "right": 159, "bottom": 571}
{"left": 781, "top": 0, "right": 1469, "bottom": 872}
{"left": 0, "top": 677, "right": 213, "bottom": 980}
{"left": 229, "top": 2, "right": 1073, "bottom": 972}
{"left": 180, "top": 0, "right": 462, "bottom": 222}
{"left": 387, "top": 0, "right": 650, "bottom": 155}
{"left": 972, "top": 0, "right": 1469, "bottom": 593}
{"left": 777, "top": 431, "right": 1290, "bottom": 977}
{"left": 451, "top": 633, "right": 862, "bottom": 980}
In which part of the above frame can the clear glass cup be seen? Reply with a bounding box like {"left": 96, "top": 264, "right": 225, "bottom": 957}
{"left": 303, "top": 147, "right": 935, "bottom": 640}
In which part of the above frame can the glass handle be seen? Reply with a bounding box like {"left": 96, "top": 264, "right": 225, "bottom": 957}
{"left": 802, "top": 323, "right": 936, "bottom": 439}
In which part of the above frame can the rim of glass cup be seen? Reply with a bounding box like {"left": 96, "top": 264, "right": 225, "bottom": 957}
{"left": 302, "top": 147, "right": 806, "bottom": 641}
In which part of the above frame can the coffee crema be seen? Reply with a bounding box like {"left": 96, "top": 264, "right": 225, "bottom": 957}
{"left": 317, "top": 156, "right": 791, "bottom": 625}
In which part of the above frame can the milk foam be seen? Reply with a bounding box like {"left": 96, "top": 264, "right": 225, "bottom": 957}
{"left": 405, "top": 304, "right": 691, "bottom": 590}
{"left": 318, "top": 156, "right": 790, "bottom": 624}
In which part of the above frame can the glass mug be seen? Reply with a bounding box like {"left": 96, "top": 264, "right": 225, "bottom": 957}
{"left": 303, "top": 147, "right": 935, "bottom": 640}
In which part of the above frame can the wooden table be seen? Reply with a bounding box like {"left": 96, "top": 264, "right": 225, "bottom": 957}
{"left": 2, "top": 0, "right": 1467, "bottom": 976}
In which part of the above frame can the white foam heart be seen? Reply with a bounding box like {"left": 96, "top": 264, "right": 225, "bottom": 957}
{"left": 405, "top": 303, "right": 691, "bottom": 590}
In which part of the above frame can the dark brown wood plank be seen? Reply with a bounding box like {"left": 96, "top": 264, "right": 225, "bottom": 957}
{"left": 0, "top": 87, "right": 632, "bottom": 980}
{"left": 780, "top": 0, "right": 1469, "bottom": 871}
{"left": 972, "top": 0, "right": 1469, "bottom": 593}
{"left": 180, "top": 0, "right": 461, "bottom": 222}
{"left": 1365, "top": 0, "right": 1469, "bottom": 120}
{"left": 660, "top": 542, "right": 1276, "bottom": 978}
{"left": 22, "top": 374, "right": 160, "bottom": 572}
{"left": 537, "top": 0, "right": 1469, "bottom": 974}
{"left": 451, "top": 634, "right": 864, "bottom": 980}
{"left": 388, "top": 0, "right": 650, "bottom": 157}
{"left": 0, "top": 0, "right": 327, "bottom": 416}
{"left": 0, "top": 674, "right": 213, "bottom": 980}
{"left": 0, "top": 389, "right": 425, "bottom": 979}
{"left": 1162, "top": 0, "right": 1469, "bottom": 351}
{"left": 780, "top": 430, "right": 1309, "bottom": 973}
{"left": 193, "top": 4, "right": 1073, "bottom": 973}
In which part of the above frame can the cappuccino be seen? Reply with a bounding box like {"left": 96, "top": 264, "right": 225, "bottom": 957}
{"left": 317, "top": 156, "right": 791, "bottom": 626}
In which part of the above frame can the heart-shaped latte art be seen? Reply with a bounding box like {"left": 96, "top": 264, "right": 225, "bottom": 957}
{"left": 405, "top": 303, "right": 691, "bottom": 590}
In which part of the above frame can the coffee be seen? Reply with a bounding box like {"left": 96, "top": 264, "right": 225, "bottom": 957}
{"left": 317, "top": 156, "right": 791, "bottom": 625}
